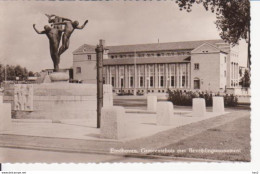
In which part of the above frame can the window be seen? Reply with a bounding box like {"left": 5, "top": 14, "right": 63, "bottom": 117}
{"left": 171, "top": 76, "right": 175, "bottom": 87}
{"left": 224, "top": 70, "right": 226, "bottom": 77}
{"left": 194, "top": 78, "right": 200, "bottom": 89}
{"left": 150, "top": 76, "right": 154, "bottom": 87}
{"left": 120, "top": 78, "right": 124, "bottom": 88}
{"left": 111, "top": 77, "right": 115, "bottom": 87}
{"left": 160, "top": 76, "right": 164, "bottom": 87}
{"left": 103, "top": 77, "right": 105, "bottom": 84}
{"left": 130, "top": 77, "right": 134, "bottom": 87}
{"left": 88, "top": 55, "right": 91, "bottom": 60}
{"left": 140, "top": 77, "right": 144, "bottom": 87}
{"left": 76, "top": 67, "right": 81, "bottom": 74}
{"left": 138, "top": 65, "right": 145, "bottom": 87}
{"left": 182, "top": 76, "right": 185, "bottom": 87}
{"left": 225, "top": 57, "right": 227, "bottom": 63}
{"left": 194, "top": 63, "right": 199, "bottom": 70}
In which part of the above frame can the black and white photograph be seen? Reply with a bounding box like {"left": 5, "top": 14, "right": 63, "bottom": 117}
{"left": 0, "top": 0, "right": 252, "bottom": 166}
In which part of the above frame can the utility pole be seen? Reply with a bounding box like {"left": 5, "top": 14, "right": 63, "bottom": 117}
{"left": 95, "top": 40, "right": 104, "bottom": 128}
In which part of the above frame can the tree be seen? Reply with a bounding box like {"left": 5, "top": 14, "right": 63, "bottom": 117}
{"left": 176, "top": 0, "right": 250, "bottom": 66}
{"left": 0, "top": 64, "right": 34, "bottom": 82}
{"left": 0, "top": 64, "right": 5, "bottom": 83}
{"left": 28, "top": 71, "right": 34, "bottom": 77}
{"left": 241, "top": 69, "right": 250, "bottom": 88}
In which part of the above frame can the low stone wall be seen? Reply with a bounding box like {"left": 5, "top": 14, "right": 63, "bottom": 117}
{"left": 4, "top": 83, "right": 113, "bottom": 120}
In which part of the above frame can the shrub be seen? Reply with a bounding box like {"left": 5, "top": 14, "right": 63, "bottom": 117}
{"left": 167, "top": 89, "right": 238, "bottom": 107}
{"left": 224, "top": 94, "right": 238, "bottom": 107}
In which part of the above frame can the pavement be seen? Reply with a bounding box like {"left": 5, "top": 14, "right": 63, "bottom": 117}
{"left": 0, "top": 96, "right": 250, "bottom": 162}
{"left": 0, "top": 108, "right": 250, "bottom": 163}
{"left": 0, "top": 110, "right": 228, "bottom": 142}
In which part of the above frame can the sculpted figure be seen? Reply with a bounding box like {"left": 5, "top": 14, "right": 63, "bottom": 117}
{"left": 53, "top": 19, "right": 88, "bottom": 56}
{"left": 33, "top": 24, "right": 64, "bottom": 72}
{"left": 33, "top": 15, "right": 88, "bottom": 72}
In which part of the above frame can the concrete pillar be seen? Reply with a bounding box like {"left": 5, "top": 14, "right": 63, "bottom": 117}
{"left": 134, "top": 64, "right": 137, "bottom": 95}
{"left": 155, "top": 64, "right": 158, "bottom": 89}
{"left": 115, "top": 66, "right": 119, "bottom": 88}
{"left": 147, "top": 95, "right": 157, "bottom": 112}
{"left": 180, "top": 64, "right": 183, "bottom": 88}
{"left": 103, "top": 84, "right": 113, "bottom": 107}
{"left": 124, "top": 65, "right": 128, "bottom": 89}
{"left": 192, "top": 98, "right": 206, "bottom": 117}
{"left": 144, "top": 64, "right": 147, "bottom": 90}
{"left": 165, "top": 64, "right": 168, "bottom": 89}
{"left": 213, "top": 96, "right": 224, "bottom": 114}
{"left": 174, "top": 64, "right": 177, "bottom": 88}
{"left": 188, "top": 63, "right": 191, "bottom": 89}
{"left": 100, "top": 106, "right": 126, "bottom": 139}
{"left": 156, "top": 102, "right": 173, "bottom": 126}
{"left": 176, "top": 64, "right": 179, "bottom": 88}
{"left": 0, "top": 96, "right": 11, "bottom": 132}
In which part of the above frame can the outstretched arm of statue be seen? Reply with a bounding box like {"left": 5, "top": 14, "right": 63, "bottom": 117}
{"left": 33, "top": 24, "right": 46, "bottom": 34}
{"left": 76, "top": 20, "right": 88, "bottom": 29}
{"left": 45, "top": 14, "right": 56, "bottom": 19}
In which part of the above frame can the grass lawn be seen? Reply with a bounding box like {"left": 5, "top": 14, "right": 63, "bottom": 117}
{"left": 151, "top": 115, "right": 251, "bottom": 162}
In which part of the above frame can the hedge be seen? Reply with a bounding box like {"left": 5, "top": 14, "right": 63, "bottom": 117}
{"left": 167, "top": 89, "right": 238, "bottom": 107}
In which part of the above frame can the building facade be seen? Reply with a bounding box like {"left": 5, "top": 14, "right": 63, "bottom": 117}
{"left": 72, "top": 39, "right": 240, "bottom": 94}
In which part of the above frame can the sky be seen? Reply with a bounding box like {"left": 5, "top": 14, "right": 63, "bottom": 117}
{"left": 0, "top": 1, "right": 248, "bottom": 72}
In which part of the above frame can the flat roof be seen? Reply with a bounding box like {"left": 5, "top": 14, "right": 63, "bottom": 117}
{"left": 103, "top": 56, "right": 190, "bottom": 65}
{"left": 73, "top": 39, "right": 228, "bottom": 55}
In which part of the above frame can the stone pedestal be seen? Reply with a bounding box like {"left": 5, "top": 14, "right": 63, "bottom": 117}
{"left": 147, "top": 95, "right": 157, "bottom": 112}
{"left": 6, "top": 84, "right": 113, "bottom": 120}
{"left": 213, "top": 96, "right": 224, "bottom": 114}
{"left": 103, "top": 85, "right": 113, "bottom": 107}
{"left": 49, "top": 72, "right": 69, "bottom": 82}
{"left": 0, "top": 97, "right": 11, "bottom": 132}
{"left": 192, "top": 98, "right": 206, "bottom": 117}
{"left": 100, "top": 106, "right": 126, "bottom": 139}
{"left": 156, "top": 102, "right": 173, "bottom": 126}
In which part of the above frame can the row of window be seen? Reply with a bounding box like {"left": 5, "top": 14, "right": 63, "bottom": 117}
{"left": 110, "top": 51, "right": 191, "bottom": 59}
{"left": 77, "top": 63, "right": 189, "bottom": 75}
{"left": 77, "top": 63, "right": 227, "bottom": 78}
{"left": 109, "top": 76, "right": 186, "bottom": 88}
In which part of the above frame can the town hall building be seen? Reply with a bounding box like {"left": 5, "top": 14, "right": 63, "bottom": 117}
{"left": 72, "top": 39, "right": 240, "bottom": 94}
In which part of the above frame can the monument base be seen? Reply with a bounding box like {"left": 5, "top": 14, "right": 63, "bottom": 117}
{"left": 4, "top": 83, "right": 113, "bottom": 121}
{"left": 49, "top": 72, "right": 69, "bottom": 82}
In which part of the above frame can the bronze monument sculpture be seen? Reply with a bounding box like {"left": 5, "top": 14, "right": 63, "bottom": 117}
{"left": 33, "top": 14, "right": 88, "bottom": 72}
